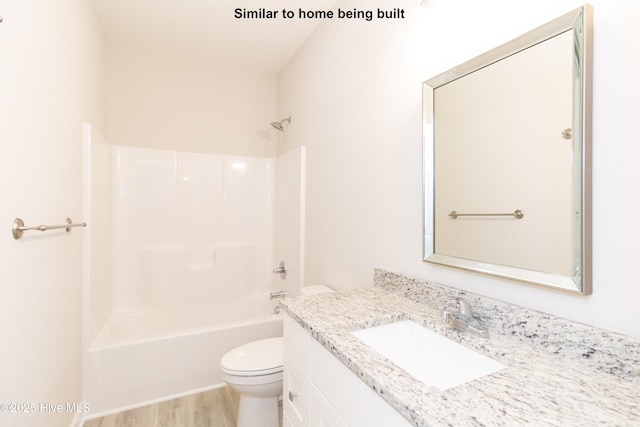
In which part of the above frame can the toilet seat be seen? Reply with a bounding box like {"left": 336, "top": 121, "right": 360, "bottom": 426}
{"left": 221, "top": 337, "right": 283, "bottom": 377}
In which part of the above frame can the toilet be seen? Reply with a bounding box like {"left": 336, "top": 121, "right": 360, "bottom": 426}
{"left": 220, "top": 286, "right": 333, "bottom": 426}
{"left": 220, "top": 337, "right": 283, "bottom": 427}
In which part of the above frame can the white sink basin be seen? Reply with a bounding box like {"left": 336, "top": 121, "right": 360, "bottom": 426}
{"left": 351, "top": 320, "right": 506, "bottom": 391}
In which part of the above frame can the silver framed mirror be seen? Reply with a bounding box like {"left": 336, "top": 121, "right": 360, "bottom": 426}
{"left": 423, "top": 5, "right": 592, "bottom": 294}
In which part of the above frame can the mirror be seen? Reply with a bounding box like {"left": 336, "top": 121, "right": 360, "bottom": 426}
{"left": 423, "top": 6, "right": 592, "bottom": 294}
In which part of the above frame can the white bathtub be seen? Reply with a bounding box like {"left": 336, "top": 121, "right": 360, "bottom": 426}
{"left": 84, "top": 295, "right": 283, "bottom": 418}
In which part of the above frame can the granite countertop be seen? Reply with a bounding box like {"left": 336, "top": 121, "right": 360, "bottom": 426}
{"left": 280, "top": 278, "right": 640, "bottom": 427}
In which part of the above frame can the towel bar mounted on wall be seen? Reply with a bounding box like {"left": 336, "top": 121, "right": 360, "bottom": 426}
{"left": 448, "top": 210, "right": 524, "bottom": 219}
{"left": 12, "top": 217, "right": 87, "bottom": 240}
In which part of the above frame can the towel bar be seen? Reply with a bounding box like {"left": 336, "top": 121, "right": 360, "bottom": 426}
{"left": 448, "top": 210, "right": 524, "bottom": 219}
{"left": 12, "top": 217, "right": 87, "bottom": 240}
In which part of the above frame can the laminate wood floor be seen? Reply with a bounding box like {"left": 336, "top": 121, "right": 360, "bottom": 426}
{"left": 83, "top": 387, "right": 242, "bottom": 427}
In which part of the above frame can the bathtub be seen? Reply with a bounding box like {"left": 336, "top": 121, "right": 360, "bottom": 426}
{"left": 84, "top": 295, "right": 283, "bottom": 418}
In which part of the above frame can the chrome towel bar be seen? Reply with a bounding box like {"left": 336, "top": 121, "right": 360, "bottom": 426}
{"left": 12, "top": 217, "right": 87, "bottom": 240}
{"left": 448, "top": 209, "right": 524, "bottom": 219}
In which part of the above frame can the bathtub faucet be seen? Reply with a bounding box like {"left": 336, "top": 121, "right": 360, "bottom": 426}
{"left": 270, "top": 290, "right": 287, "bottom": 300}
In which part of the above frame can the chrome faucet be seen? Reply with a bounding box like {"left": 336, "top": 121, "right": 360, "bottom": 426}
{"left": 442, "top": 296, "right": 489, "bottom": 338}
{"left": 269, "top": 290, "right": 287, "bottom": 300}
{"left": 273, "top": 261, "right": 287, "bottom": 280}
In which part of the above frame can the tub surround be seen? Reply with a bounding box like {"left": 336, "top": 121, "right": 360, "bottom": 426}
{"left": 280, "top": 270, "right": 640, "bottom": 426}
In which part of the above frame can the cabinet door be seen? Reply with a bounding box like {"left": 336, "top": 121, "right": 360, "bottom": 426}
{"left": 284, "top": 314, "right": 311, "bottom": 372}
{"left": 283, "top": 411, "right": 295, "bottom": 427}
{"left": 284, "top": 352, "right": 310, "bottom": 427}
{"left": 310, "top": 339, "right": 412, "bottom": 427}
{"left": 309, "top": 384, "right": 349, "bottom": 427}
{"left": 284, "top": 314, "right": 312, "bottom": 426}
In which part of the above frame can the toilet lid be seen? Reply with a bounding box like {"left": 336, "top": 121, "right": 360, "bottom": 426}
{"left": 220, "top": 337, "right": 283, "bottom": 376}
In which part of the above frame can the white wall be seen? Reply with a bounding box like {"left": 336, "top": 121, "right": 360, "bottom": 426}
{"left": 105, "top": 41, "right": 278, "bottom": 157}
{"left": 278, "top": 0, "right": 640, "bottom": 338}
{"left": 0, "top": 1, "right": 104, "bottom": 426}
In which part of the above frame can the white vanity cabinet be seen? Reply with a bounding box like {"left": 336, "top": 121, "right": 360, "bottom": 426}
{"left": 283, "top": 313, "right": 412, "bottom": 427}
{"left": 283, "top": 313, "right": 312, "bottom": 426}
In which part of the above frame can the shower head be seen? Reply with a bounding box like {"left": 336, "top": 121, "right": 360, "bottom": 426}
{"left": 270, "top": 116, "right": 291, "bottom": 132}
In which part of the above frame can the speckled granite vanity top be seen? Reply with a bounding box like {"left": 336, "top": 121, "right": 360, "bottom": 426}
{"left": 280, "top": 269, "right": 640, "bottom": 427}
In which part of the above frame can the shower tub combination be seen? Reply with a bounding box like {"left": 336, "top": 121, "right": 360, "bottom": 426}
{"left": 83, "top": 129, "right": 305, "bottom": 418}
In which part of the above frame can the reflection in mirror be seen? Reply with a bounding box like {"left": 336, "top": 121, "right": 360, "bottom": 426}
{"left": 423, "top": 6, "right": 592, "bottom": 294}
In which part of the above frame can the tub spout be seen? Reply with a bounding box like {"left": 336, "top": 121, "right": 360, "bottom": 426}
{"left": 270, "top": 290, "right": 287, "bottom": 300}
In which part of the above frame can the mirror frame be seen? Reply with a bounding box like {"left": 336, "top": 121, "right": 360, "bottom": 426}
{"left": 422, "top": 5, "right": 592, "bottom": 295}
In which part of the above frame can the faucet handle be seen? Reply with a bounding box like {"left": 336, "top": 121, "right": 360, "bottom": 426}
{"left": 450, "top": 296, "right": 473, "bottom": 317}
{"left": 444, "top": 297, "right": 489, "bottom": 338}
{"left": 273, "top": 261, "right": 287, "bottom": 279}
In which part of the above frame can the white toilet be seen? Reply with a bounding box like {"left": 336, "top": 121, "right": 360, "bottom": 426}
{"left": 220, "top": 337, "right": 283, "bottom": 427}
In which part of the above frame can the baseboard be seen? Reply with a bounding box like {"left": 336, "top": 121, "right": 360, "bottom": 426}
{"left": 69, "top": 412, "right": 84, "bottom": 427}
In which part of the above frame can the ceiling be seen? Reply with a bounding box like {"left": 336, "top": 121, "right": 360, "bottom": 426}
{"left": 94, "top": 0, "right": 338, "bottom": 73}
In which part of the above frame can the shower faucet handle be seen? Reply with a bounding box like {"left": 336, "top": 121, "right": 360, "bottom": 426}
{"left": 273, "top": 261, "right": 287, "bottom": 279}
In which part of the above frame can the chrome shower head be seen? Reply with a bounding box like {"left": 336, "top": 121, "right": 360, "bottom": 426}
{"left": 270, "top": 116, "right": 291, "bottom": 132}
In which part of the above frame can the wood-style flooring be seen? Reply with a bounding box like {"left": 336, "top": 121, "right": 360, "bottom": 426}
{"left": 83, "top": 387, "right": 241, "bottom": 427}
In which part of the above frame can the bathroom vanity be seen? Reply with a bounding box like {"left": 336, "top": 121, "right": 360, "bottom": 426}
{"left": 281, "top": 270, "right": 640, "bottom": 426}
{"left": 283, "top": 313, "right": 412, "bottom": 426}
